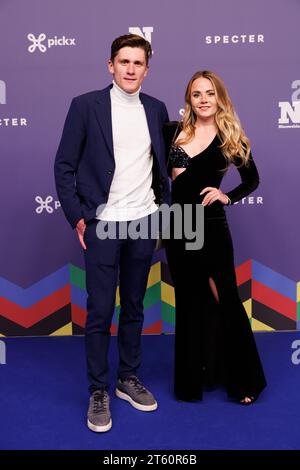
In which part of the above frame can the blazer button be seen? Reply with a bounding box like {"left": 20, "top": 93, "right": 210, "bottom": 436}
{"left": 107, "top": 170, "right": 113, "bottom": 175}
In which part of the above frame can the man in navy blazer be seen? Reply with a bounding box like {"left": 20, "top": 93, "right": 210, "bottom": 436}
{"left": 55, "top": 34, "right": 170, "bottom": 432}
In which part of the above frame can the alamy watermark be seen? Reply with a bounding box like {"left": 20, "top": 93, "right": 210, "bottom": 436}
{"left": 0, "top": 340, "right": 6, "bottom": 365}
{"left": 95, "top": 203, "right": 204, "bottom": 250}
{"left": 291, "top": 339, "right": 300, "bottom": 365}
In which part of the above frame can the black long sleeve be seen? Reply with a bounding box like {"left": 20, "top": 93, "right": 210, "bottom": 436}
{"left": 225, "top": 153, "right": 259, "bottom": 204}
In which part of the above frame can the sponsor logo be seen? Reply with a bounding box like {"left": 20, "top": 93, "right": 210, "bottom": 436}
{"left": 0, "top": 118, "right": 27, "bottom": 127}
{"left": 234, "top": 197, "right": 263, "bottom": 205}
{"left": 35, "top": 196, "right": 61, "bottom": 214}
{"left": 0, "top": 81, "right": 28, "bottom": 127}
{"left": 278, "top": 80, "right": 300, "bottom": 128}
{"left": 0, "top": 79, "right": 6, "bottom": 104}
{"left": 27, "top": 33, "right": 76, "bottom": 53}
{"left": 128, "top": 27, "right": 153, "bottom": 44}
{"left": 205, "top": 34, "right": 264, "bottom": 45}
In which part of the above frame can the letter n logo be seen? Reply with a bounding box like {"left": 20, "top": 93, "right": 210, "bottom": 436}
{"left": 128, "top": 27, "right": 153, "bottom": 44}
{"left": 278, "top": 101, "right": 300, "bottom": 124}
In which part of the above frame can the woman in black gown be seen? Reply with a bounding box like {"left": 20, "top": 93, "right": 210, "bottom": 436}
{"left": 164, "top": 71, "right": 267, "bottom": 404}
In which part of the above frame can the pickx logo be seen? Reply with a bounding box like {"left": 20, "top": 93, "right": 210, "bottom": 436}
{"left": 27, "top": 33, "right": 76, "bottom": 53}
{"left": 0, "top": 80, "right": 6, "bottom": 104}
{"left": 35, "top": 196, "right": 61, "bottom": 214}
{"left": 278, "top": 80, "right": 300, "bottom": 128}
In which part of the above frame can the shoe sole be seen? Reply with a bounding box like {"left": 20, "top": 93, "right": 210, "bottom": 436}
{"left": 115, "top": 388, "right": 158, "bottom": 411}
{"left": 87, "top": 418, "right": 112, "bottom": 432}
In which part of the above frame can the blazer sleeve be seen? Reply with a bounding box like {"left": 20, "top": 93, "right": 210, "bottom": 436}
{"left": 54, "top": 98, "right": 86, "bottom": 229}
{"left": 161, "top": 102, "right": 169, "bottom": 126}
{"left": 225, "top": 152, "right": 260, "bottom": 204}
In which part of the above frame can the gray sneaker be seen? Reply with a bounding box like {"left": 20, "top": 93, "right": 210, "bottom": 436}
{"left": 87, "top": 390, "right": 112, "bottom": 432}
{"left": 115, "top": 376, "right": 157, "bottom": 411}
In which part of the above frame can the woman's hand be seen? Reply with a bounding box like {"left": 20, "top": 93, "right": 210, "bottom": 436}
{"left": 200, "top": 187, "right": 230, "bottom": 206}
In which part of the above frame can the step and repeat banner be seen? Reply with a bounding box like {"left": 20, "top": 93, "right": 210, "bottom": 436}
{"left": 0, "top": 0, "right": 299, "bottom": 336}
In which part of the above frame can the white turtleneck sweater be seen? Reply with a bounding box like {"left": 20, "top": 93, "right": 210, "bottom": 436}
{"left": 97, "top": 81, "right": 158, "bottom": 221}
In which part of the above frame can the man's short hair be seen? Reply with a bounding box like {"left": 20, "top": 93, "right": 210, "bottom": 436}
{"left": 110, "top": 34, "right": 152, "bottom": 65}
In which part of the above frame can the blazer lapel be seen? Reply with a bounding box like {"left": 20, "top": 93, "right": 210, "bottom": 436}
{"left": 94, "top": 86, "right": 114, "bottom": 159}
{"left": 140, "top": 94, "right": 160, "bottom": 159}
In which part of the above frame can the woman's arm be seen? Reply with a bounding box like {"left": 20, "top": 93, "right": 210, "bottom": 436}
{"left": 225, "top": 152, "right": 260, "bottom": 205}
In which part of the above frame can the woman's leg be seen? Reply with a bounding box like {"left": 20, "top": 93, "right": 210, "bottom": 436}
{"left": 206, "top": 220, "right": 267, "bottom": 401}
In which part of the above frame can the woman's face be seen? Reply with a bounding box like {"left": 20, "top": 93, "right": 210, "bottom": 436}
{"left": 190, "top": 76, "right": 218, "bottom": 122}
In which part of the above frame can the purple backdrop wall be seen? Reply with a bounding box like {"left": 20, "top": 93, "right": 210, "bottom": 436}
{"left": 0, "top": 0, "right": 299, "bottom": 335}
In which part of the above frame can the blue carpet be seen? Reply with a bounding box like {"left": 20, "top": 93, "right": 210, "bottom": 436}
{"left": 0, "top": 331, "right": 299, "bottom": 450}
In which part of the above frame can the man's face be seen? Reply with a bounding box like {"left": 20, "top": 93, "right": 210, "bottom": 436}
{"left": 108, "top": 46, "right": 148, "bottom": 94}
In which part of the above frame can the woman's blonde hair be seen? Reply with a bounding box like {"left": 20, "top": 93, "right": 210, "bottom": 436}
{"left": 177, "top": 70, "right": 251, "bottom": 165}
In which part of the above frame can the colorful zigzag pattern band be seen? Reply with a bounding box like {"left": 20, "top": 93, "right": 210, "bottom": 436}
{"left": 0, "top": 259, "right": 299, "bottom": 336}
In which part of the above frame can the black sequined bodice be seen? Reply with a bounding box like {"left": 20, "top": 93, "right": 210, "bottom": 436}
{"left": 169, "top": 144, "right": 192, "bottom": 168}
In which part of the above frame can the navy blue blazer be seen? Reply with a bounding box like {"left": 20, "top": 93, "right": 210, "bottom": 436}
{"left": 54, "top": 84, "right": 170, "bottom": 229}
